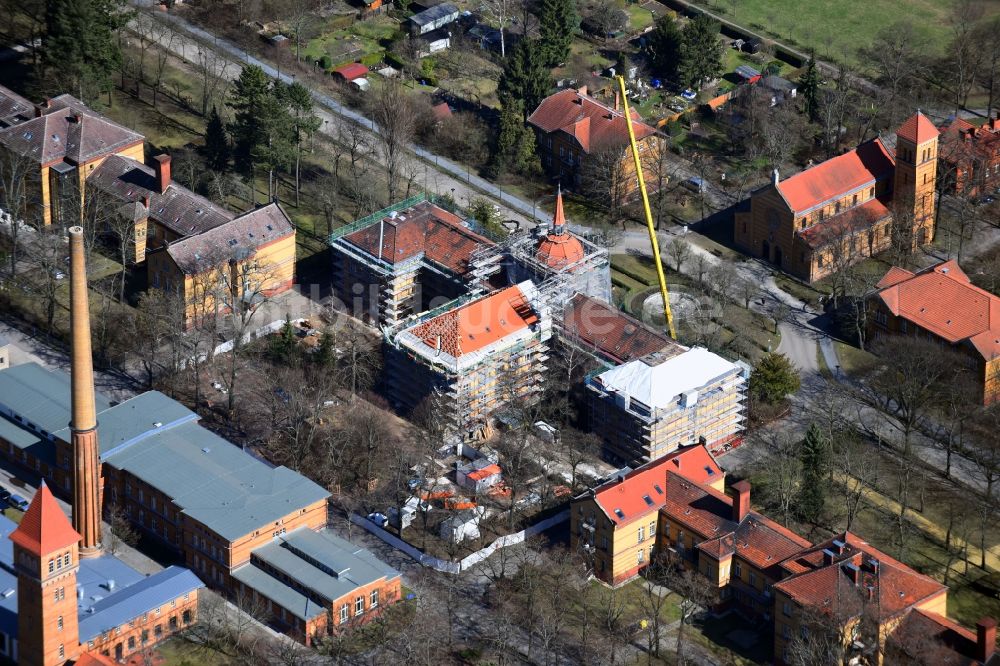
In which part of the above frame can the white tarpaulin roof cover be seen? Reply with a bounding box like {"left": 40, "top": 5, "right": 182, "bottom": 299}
{"left": 596, "top": 347, "right": 739, "bottom": 410}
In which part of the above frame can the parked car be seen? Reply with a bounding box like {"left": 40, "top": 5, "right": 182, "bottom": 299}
{"left": 682, "top": 176, "right": 706, "bottom": 193}
{"left": 367, "top": 512, "right": 388, "bottom": 527}
{"left": 978, "top": 194, "right": 996, "bottom": 205}
{"left": 8, "top": 494, "right": 29, "bottom": 511}
{"left": 681, "top": 89, "right": 697, "bottom": 101}
{"left": 0, "top": 489, "right": 11, "bottom": 504}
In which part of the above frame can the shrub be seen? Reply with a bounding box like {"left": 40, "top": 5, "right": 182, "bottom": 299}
{"left": 319, "top": 55, "right": 332, "bottom": 70}
{"left": 749, "top": 352, "right": 800, "bottom": 405}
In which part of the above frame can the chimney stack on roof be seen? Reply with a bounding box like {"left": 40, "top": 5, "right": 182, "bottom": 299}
{"left": 154, "top": 154, "right": 172, "bottom": 194}
{"left": 731, "top": 480, "right": 750, "bottom": 522}
{"left": 34, "top": 100, "right": 51, "bottom": 117}
{"left": 978, "top": 618, "right": 997, "bottom": 663}
{"left": 68, "top": 226, "right": 103, "bottom": 558}
{"left": 844, "top": 562, "right": 861, "bottom": 585}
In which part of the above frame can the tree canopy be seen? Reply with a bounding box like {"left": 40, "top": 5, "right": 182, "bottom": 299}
{"left": 646, "top": 14, "right": 683, "bottom": 80}
{"left": 44, "top": 0, "right": 131, "bottom": 101}
{"left": 799, "top": 55, "right": 821, "bottom": 123}
{"left": 497, "top": 39, "right": 551, "bottom": 120}
{"left": 677, "top": 14, "right": 724, "bottom": 89}
{"left": 538, "top": 0, "right": 578, "bottom": 68}
{"left": 749, "top": 352, "right": 801, "bottom": 405}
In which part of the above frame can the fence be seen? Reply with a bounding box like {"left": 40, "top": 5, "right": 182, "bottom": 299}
{"left": 351, "top": 509, "right": 570, "bottom": 573}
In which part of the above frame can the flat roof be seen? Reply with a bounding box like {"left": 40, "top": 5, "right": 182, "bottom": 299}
{"left": 595, "top": 347, "right": 741, "bottom": 410}
{"left": 231, "top": 562, "right": 326, "bottom": 622}
{"left": 0, "top": 363, "right": 110, "bottom": 437}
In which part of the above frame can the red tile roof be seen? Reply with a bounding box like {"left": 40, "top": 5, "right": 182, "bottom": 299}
{"left": 590, "top": 445, "right": 722, "bottom": 527}
{"left": 888, "top": 609, "right": 989, "bottom": 666}
{"left": 659, "top": 472, "right": 811, "bottom": 574}
{"left": 0, "top": 84, "right": 32, "bottom": 125}
{"left": 875, "top": 260, "right": 1000, "bottom": 360}
{"left": 774, "top": 532, "right": 947, "bottom": 622}
{"left": 407, "top": 284, "right": 539, "bottom": 357}
{"left": 797, "top": 196, "right": 891, "bottom": 249}
{"left": 896, "top": 111, "right": 940, "bottom": 146}
{"left": 562, "top": 294, "right": 684, "bottom": 363}
{"left": 344, "top": 201, "right": 493, "bottom": 276}
{"left": 527, "top": 88, "right": 656, "bottom": 155}
{"left": 776, "top": 139, "right": 895, "bottom": 214}
{"left": 537, "top": 190, "right": 586, "bottom": 268}
{"left": 76, "top": 653, "right": 119, "bottom": 666}
{"left": 9, "top": 482, "right": 81, "bottom": 557}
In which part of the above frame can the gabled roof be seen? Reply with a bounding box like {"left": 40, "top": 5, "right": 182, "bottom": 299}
{"left": 88, "top": 154, "right": 233, "bottom": 237}
{"left": 587, "top": 444, "right": 723, "bottom": 527}
{"left": 797, "top": 196, "right": 891, "bottom": 249}
{"left": 332, "top": 63, "right": 369, "bottom": 81}
{"left": 405, "top": 283, "right": 540, "bottom": 358}
{"left": 9, "top": 482, "right": 81, "bottom": 556}
{"left": 527, "top": 88, "right": 656, "bottom": 155}
{"left": 408, "top": 2, "right": 459, "bottom": 26}
{"left": 774, "top": 532, "right": 947, "bottom": 621}
{"left": 875, "top": 260, "right": 1000, "bottom": 360}
{"left": 342, "top": 201, "right": 493, "bottom": 275}
{"left": 776, "top": 139, "right": 895, "bottom": 214}
{"left": 889, "top": 609, "right": 993, "bottom": 666}
{"left": 0, "top": 98, "right": 142, "bottom": 165}
{"left": 896, "top": 111, "right": 939, "bottom": 146}
{"left": 165, "top": 202, "right": 294, "bottom": 275}
{"left": 562, "top": 294, "right": 683, "bottom": 364}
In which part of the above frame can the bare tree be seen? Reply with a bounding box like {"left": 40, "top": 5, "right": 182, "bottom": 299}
{"left": 0, "top": 149, "right": 39, "bottom": 275}
{"left": 105, "top": 502, "right": 139, "bottom": 554}
{"left": 368, "top": 79, "right": 418, "bottom": 202}
{"left": 195, "top": 46, "right": 231, "bottom": 117}
{"left": 666, "top": 237, "right": 691, "bottom": 273}
{"left": 579, "top": 147, "right": 630, "bottom": 220}
{"left": 480, "top": 0, "right": 515, "bottom": 57}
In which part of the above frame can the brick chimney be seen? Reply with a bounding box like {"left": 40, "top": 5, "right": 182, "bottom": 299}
{"left": 614, "top": 90, "right": 620, "bottom": 112}
{"left": 989, "top": 114, "right": 1000, "bottom": 132}
{"left": 978, "top": 618, "right": 997, "bottom": 663}
{"left": 844, "top": 562, "right": 860, "bottom": 585}
{"left": 154, "top": 154, "right": 171, "bottom": 194}
{"left": 731, "top": 480, "right": 750, "bottom": 522}
{"left": 34, "top": 100, "right": 51, "bottom": 117}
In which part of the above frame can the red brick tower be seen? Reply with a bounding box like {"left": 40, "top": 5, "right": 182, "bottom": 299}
{"left": 68, "top": 226, "right": 102, "bottom": 557}
{"left": 893, "top": 112, "right": 940, "bottom": 249}
{"left": 10, "top": 482, "right": 82, "bottom": 666}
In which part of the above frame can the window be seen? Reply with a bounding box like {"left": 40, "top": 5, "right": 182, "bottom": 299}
{"left": 783, "top": 602, "right": 792, "bottom": 617}
{"left": 340, "top": 604, "right": 349, "bottom": 624}
{"left": 64, "top": 553, "right": 70, "bottom": 567}
{"left": 749, "top": 572, "right": 757, "bottom": 587}
{"left": 817, "top": 254, "right": 825, "bottom": 268}
{"left": 600, "top": 535, "right": 608, "bottom": 550}
{"left": 141, "top": 630, "right": 149, "bottom": 644}
{"left": 355, "top": 596, "right": 364, "bottom": 616}
{"left": 852, "top": 194, "right": 858, "bottom": 206}
{"left": 637, "top": 549, "right": 645, "bottom": 564}
{"left": 48, "top": 559, "right": 54, "bottom": 574}
{"left": 734, "top": 562, "right": 743, "bottom": 578}
{"left": 782, "top": 624, "right": 791, "bottom": 639}
{"left": 370, "top": 589, "right": 379, "bottom": 608}
{"left": 182, "top": 610, "right": 192, "bottom": 625}
{"left": 58, "top": 645, "right": 64, "bottom": 660}
{"left": 637, "top": 526, "right": 645, "bottom": 543}
{"left": 128, "top": 637, "right": 136, "bottom": 650}
{"left": 649, "top": 521, "right": 656, "bottom": 537}
{"left": 57, "top": 616, "right": 63, "bottom": 630}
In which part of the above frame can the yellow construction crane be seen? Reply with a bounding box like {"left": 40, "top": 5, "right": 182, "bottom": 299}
{"left": 616, "top": 75, "right": 677, "bottom": 340}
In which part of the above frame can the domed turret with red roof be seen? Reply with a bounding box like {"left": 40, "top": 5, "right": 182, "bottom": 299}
{"left": 536, "top": 187, "right": 585, "bottom": 270}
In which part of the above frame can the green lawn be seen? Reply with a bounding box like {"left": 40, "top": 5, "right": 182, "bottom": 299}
{"left": 157, "top": 638, "right": 236, "bottom": 666}
{"left": 833, "top": 340, "right": 878, "bottom": 376}
{"left": 301, "top": 15, "right": 400, "bottom": 65}
{"left": 697, "top": 0, "right": 1000, "bottom": 66}
{"left": 623, "top": 2, "right": 655, "bottom": 32}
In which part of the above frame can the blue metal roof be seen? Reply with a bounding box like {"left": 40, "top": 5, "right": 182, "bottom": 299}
{"left": 77, "top": 566, "right": 204, "bottom": 642}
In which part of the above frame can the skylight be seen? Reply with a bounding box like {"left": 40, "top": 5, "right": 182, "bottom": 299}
{"left": 704, "top": 466, "right": 715, "bottom": 475}
{"left": 614, "top": 509, "right": 625, "bottom": 519}
{"left": 653, "top": 484, "right": 663, "bottom": 495}
{"left": 643, "top": 495, "right": 653, "bottom": 506}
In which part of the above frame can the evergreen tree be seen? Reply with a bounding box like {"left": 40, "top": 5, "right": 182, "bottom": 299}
{"left": 270, "top": 316, "right": 297, "bottom": 364}
{"left": 749, "top": 352, "right": 801, "bottom": 405}
{"left": 227, "top": 65, "right": 271, "bottom": 179}
{"left": 315, "top": 330, "right": 336, "bottom": 369}
{"left": 491, "top": 95, "right": 538, "bottom": 176}
{"left": 799, "top": 55, "right": 821, "bottom": 123}
{"left": 646, "top": 14, "right": 683, "bottom": 80}
{"left": 279, "top": 82, "right": 321, "bottom": 206}
{"left": 538, "top": 0, "right": 577, "bottom": 68}
{"left": 797, "top": 424, "right": 830, "bottom": 523}
{"left": 497, "top": 39, "right": 552, "bottom": 121}
{"left": 677, "top": 14, "right": 724, "bottom": 90}
{"left": 204, "top": 106, "right": 231, "bottom": 172}
{"left": 44, "top": 0, "right": 131, "bottom": 102}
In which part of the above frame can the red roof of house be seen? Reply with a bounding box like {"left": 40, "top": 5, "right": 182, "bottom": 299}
{"left": 407, "top": 284, "right": 539, "bottom": 357}
{"left": 590, "top": 445, "right": 722, "bottom": 527}
{"left": 660, "top": 472, "right": 811, "bottom": 574}
{"left": 332, "top": 63, "right": 369, "bottom": 81}
{"left": 875, "top": 260, "right": 1000, "bottom": 360}
{"left": 896, "top": 111, "right": 939, "bottom": 146}
{"left": 939, "top": 115, "right": 1000, "bottom": 166}
{"left": 776, "top": 139, "right": 895, "bottom": 214}
{"left": 527, "top": 88, "right": 656, "bottom": 155}
{"left": 888, "top": 609, "right": 989, "bottom": 666}
{"left": 344, "top": 201, "right": 494, "bottom": 275}
{"left": 562, "top": 294, "right": 684, "bottom": 363}
{"left": 76, "top": 653, "right": 119, "bottom": 666}
{"left": 9, "top": 482, "right": 81, "bottom": 556}
{"left": 797, "top": 196, "right": 891, "bottom": 249}
{"left": 774, "top": 532, "right": 947, "bottom": 621}
{"left": 467, "top": 463, "right": 501, "bottom": 481}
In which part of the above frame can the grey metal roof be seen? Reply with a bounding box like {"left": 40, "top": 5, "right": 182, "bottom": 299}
{"left": 104, "top": 420, "right": 329, "bottom": 541}
{"left": 78, "top": 566, "right": 204, "bottom": 642}
{"left": 409, "top": 2, "right": 459, "bottom": 26}
{"left": 0, "top": 363, "right": 110, "bottom": 437}
{"left": 0, "top": 515, "right": 203, "bottom": 643}
{"left": 234, "top": 528, "right": 399, "bottom": 618}
{"left": 231, "top": 562, "right": 327, "bottom": 622}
